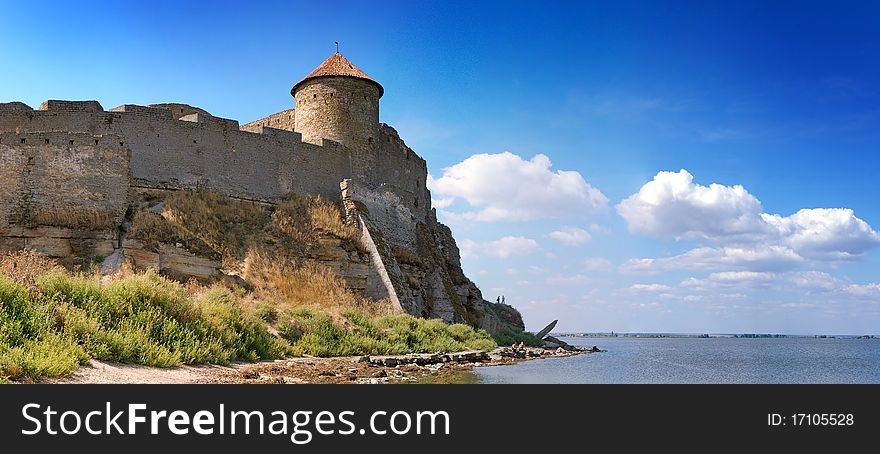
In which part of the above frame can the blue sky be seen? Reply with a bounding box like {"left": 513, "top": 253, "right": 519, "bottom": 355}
{"left": 3, "top": 1, "right": 879, "bottom": 334}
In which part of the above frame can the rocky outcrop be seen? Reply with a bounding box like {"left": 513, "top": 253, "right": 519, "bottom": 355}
{"left": 122, "top": 239, "right": 222, "bottom": 281}
{"left": 0, "top": 226, "right": 116, "bottom": 269}
{"left": 341, "top": 180, "right": 525, "bottom": 335}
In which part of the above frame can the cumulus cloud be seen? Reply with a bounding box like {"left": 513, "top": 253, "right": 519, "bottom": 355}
{"left": 549, "top": 227, "right": 592, "bottom": 245}
{"left": 617, "top": 169, "right": 765, "bottom": 242}
{"left": 429, "top": 152, "right": 608, "bottom": 222}
{"left": 762, "top": 208, "right": 880, "bottom": 260}
{"left": 618, "top": 170, "right": 880, "bottom": 271}
{"left": 458, "top": 236, "right": 538, "bottom": 259}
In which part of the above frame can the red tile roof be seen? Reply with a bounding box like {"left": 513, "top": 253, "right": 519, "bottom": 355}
{"left": 292, "top": 52, "right": 384, "bottom": 97}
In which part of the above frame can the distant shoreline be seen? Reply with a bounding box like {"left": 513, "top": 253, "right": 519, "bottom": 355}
{"left": 556, "top": 333, "right": 879, "bottom": 339}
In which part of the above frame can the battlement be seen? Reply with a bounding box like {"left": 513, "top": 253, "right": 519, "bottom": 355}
{"left": 0, "top": 102, "right": 33, "bottom": 112}
{"left": 109, "top": 104, "right": 175, "bottom": 120}
{"left": 6, "top": 98, "right": 379, "bottom": 205}
{"left": 242, "top": 108, "right": 296, "bottom": 133}
{"left": 39, "top": 100, "right": 104, "bottom": 112}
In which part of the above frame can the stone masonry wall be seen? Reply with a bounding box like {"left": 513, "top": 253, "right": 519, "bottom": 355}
{"left": 0, "top": 102, "right": 351, "bottom": 203}
{"left": 241, "top": 108, "right": 296, "bottom": 133}
{"left": 0, "top": 131, "right": 129, "bottom": 230}
{"left": 0, "top": 131, "right": 129, "bottom": 264}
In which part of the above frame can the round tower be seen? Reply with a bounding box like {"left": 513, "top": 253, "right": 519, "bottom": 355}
{"left": 291, "top": 52, "right": 383, "bottom": 163}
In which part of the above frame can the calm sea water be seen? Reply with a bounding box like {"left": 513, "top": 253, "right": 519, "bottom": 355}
{"left": 475, "top": 337, "right": 880, "bottom": 384}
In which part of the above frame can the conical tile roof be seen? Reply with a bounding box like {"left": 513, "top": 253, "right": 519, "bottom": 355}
{"left": 292, "top": 52, "right": 383, "bottom": 97}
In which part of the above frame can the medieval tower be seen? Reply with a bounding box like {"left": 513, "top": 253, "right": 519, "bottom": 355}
{"left": 292, "top": 52, "right": 383, "bottom": 181}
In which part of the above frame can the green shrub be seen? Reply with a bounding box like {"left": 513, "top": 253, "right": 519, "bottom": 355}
{"left": 0, "top": 334, "right": 89, "bottom": 381}
{"left": 493, "top": 329, "right": 544, "bottom": 347}
{"left": 284, "top": 310, "right": 496, "bottom": 357}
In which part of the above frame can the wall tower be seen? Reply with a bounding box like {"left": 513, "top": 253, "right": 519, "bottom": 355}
{"left": 291, "top": 52, "right": 383, "bottom": 180}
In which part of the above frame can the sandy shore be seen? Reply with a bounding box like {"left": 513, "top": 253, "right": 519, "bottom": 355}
{"left": 49, "top": 347, "right": 596, "bottom": 384}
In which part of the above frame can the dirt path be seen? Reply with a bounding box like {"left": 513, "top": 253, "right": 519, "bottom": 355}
{"left": 48, "top": 361, "right": 236, "bottom": 384}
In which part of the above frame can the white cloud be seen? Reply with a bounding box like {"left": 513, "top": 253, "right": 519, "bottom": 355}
{"left": 545, "top": 274, "right": 589, "bottom": 285}
{"left": 706, "top": 271, "right": 777, "bottom": 284}
{"left": 617, "top": 169, "right": 765, "bottom": 242}
{"left": 617, "top": 170, "right": 880, "bottom": 270}
{"left": 629, "top": 283, "right": 672, "bottom": 293}
{"left": 429, "top": 152, "right": 608, "bottom": 222}
{"left": 431, "top": 197, "right": 454, "bottom": 209}
{"left": 583, "top": 257, "right": 613, "bottom": 271}
{"left": 549, "top": 227, "right": 592, "bottom": 245}
{"left": 762, "top": 208, "right": 880, "bottom": 260}
{"left": 621, "top": 245, "right": 803, "bottom": 274}
{"left": 459, "top": 236, "right": 539, "bottom": 259}
{"left": 843, "top": 283, "right": 880, "bottom": 297}
{"left": 680, "top": 271, "right": 880, "bottom": 300}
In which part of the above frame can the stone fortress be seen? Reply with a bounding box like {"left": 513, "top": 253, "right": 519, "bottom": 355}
{"left": 0, "top": 52, "right": 523, "bottom": 335}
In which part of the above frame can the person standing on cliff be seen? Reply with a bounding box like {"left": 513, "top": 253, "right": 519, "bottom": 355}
{"left": 501, "top": 295, "right": 506, "bottom": 304}
{"left": 496, "top": 296, "right": 500, "bottom": 304}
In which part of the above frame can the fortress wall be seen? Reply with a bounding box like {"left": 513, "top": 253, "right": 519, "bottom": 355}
{"left": 241, "top": 108, "right": 296, "bottom": 133}
{"left": 366, "top": 124, "right": 432, "bottom": 231}
{"left": 343, "top": 179, "right": 418, "bottom": 249}
{"left": 39, "top": 100, "right": 104, "bottom": 112}
{"left": 147, "top": 103, "right": 213, "bottom": 120}
{"left": 0, "top": 137, "right": 27, "bottom": 232}
{"left": 0, "top": 132, "right": 129, "bottom": 231}
{"left": 0, "top": 102, "right": 33, "bottom": 113}
{"left": 0, "top": 103, "right": 353, "bottom": 202}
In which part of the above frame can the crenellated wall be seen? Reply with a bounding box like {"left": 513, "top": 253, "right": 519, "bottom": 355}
{"left": 241, "top": 108, "right": 296, "bottom": 133}
{"left": 0, "top": 101, "right": 352, "bottom": 202}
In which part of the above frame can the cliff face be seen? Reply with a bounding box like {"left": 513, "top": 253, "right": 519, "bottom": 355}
{"left": 343, "top": 192, "right": 524, "bottom": 335}
{"left": 340, "top": 124, "right": 525, "bottom": 335}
